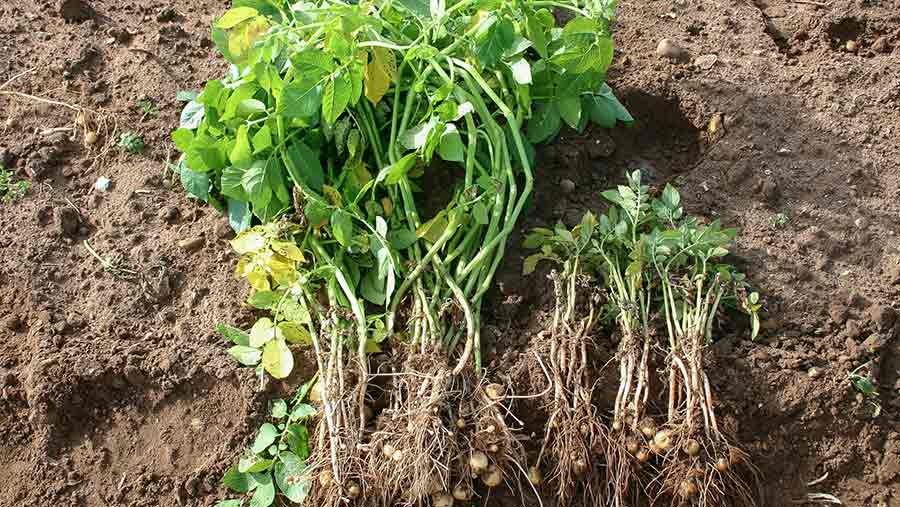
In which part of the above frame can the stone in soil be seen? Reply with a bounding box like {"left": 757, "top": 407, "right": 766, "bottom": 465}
{"left": 656, "top": 39, "right": 690, "bottom": 62}
{"left": 55, "top": 207, "right": 80, "bottom": 237}
{"left": 57, "top": 0, "right": 95, "bottom": 21}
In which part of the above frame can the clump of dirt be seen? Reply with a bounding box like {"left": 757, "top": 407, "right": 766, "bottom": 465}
{"left": 1, "top": 0, "right": 899, "bottom": 506}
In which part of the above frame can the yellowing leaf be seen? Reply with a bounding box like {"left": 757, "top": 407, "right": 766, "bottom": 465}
{"left": 247, "top": 267, "right": 271, "bottom": 291}
{"left": 364, "top": 337, "right": 382, "bottom": 353}
{"left": 250, "top": 317, "right": 277, "bottom": 347}
{"left": 277, "top": 322, "right": 312, "bottom": 345}
{"left": 415, "top": 212, "right": 448, "bottom": 243}
{"left": 270, "top": 240, "right": 305, "bottom": 262}
{"left": 266, "top": 255, "right": 298, "bottom": 286}
{"left": 231, "top": 230, "right": 266, "bottom": 254}
{"left": 262, "top": 338, "right": 294, "bottom": 379}
{"left": 322, "top": 185, "right": 343, "bottom": 206}
{"left": 234, "top": 255, "right": 252, "bottom": 278}
{"left": 216, "top": 7, "right": 258, "bottom": 29}
{"left": 364, "top": 47, "right": 396, "bottom": 105}
{"left": 381, "top": 197, "right": 393, "bottom": 217}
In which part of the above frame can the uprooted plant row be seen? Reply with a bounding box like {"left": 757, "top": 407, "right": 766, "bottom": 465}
{"left": 167, "top": 0, "right": 762, "bottom": 505}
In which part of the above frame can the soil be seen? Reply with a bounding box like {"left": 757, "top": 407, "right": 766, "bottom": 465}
{"left": 1, "top": 0, "right": 898, "bottom": 506}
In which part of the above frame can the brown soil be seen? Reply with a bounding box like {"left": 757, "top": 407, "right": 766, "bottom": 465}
{"left": 1, "top": 0, "right": 898, "bottom": 506}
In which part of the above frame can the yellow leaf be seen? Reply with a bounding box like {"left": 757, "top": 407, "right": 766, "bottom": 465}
{"left": 381, "top": 197, "right": 393, "bottom": 217}
{"left": 262, "top": 338, "right": 294, "bottom": 379}
{"left": 270, "top": 240, "right": 305, "bottom": 262}
{"left": 247, "top": 267, "right": 271, "bottom": 291}
{"left": 231, "top": 229, "right": 266, "bottom": 254}
{"left": 322, "top": 185, "right": 343, "bottom": 206}
{"left": 364, "top": 47, "right": 396, "bottom": 105}
{"left": 227, "top": 16, "right": 270, "bottom": 64}
{"left": 250, "top": 317, "right": 277, "bottom": 347}
{"left": 364, "top": 337, "right": 382, "bottom": 354}
{"left": 234, "top": 255, "right": 252, "bottom": 279}
{"left": 266, "top": 255, "right": 297, "bottom": 286}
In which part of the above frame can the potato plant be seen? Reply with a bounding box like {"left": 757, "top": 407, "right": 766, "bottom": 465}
{"left": 522, "top": 213, "right": 608, "bottom": 505}
{"left": 173, "top": 0, "right": 631, "bottom": 503}
{"left": 218, "top": 380, "right": 318, "bottom": 507}
{"left": 525, "top": 173, "right": 761, "bottom": 506}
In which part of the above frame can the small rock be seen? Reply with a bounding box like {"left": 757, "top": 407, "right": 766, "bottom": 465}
{"left": 866, "top": 305, "right": 897, "bottom": 332}
{"left": 560, "top": 179, "right": 576, "bottom": 194}
{"left": 94, "top": 176, "right": 111, "bottom": 192}
{"left": 694, "top": 54, "right": 717, "bottom": 69}
{"left": 178, "top": 236, "right": 205, "bottom": 251}
{"left": 57, "top": 0, "right": 94, "bottom": 21}
{"left": 777, "top": 147, "right": 792, "bottom": 156}
{"left": 807, "top": 367, "right": 823, "bottom": 379}
{"left": 871, "top": 36, "right": 891, "bottom": 54}
{"left": 845, "top": 40, "right": 858, "bottom": 52}
{"left": 656, "top": 39, "right": 690, "bottom": 62}
{"left": 158, "top": 206, "right": 180, "bottom": 224}
{"left": 0, "top": 147, "right": 13, "bottom": 167}
{"left": 55, "top": 207, "right": 81, "bottom": 237}
{"left": 214, "top": 220, "right": 234, "bottom": 240}
{"left": 157, "top": 7, "right": 177, "bottom": 22}
{"left": 854, "top": 217, "right": 869, "bottom": 229}
{"left": 3, "top": 314, "right": 21, "bottom": 332}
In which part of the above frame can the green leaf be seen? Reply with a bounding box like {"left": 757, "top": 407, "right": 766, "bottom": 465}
{"left": 509, "top": 58, "right": 532, "bottom": 85}
{"left": 216, "top": 6, "right": 259, "bottom": 29}
{"left": 180, "top": 163, "right": 210, "bottom": 202}
{"left": 275, "top": 452, "right": 311, "bottom": 503}
{"left": 179, "top": 101, "right": 205, "bottom": 129}
{"left": 322, "top": 73, "right": 352, "bottom": 125}
{"left": 247, "top": 290, "right": 277, "bottom": 309}
{"left": 238, "top": 455, "right": 273, "bottom": 473}
{"left": 217, "top": 323, "right": 250, "bottom": 346}
{"left": 331, "top": 209, "right": 353, "bottom": 247}
{"left": 249, "top": 472, "right": 275, "bottom": 507}
{"left": 438, "top": 125, "right": 465, "bottom": 162}
{"left": 400, "top": 117, "right": 436, "bottom": 150}
{"left": 596, "top": 83, "right": 634, "bottom": 126}
{"left": 558, "top": 96, "right": 582, "bottom": 129}
{"left": 262, "top": 338, "right": 294, "bottom": 379}
{"left": 278, "top": 80, "right": 322, "bottom": 120}
{"left": 238, "top": 99, "right": 267, "bottom": 117}
{"left": 251, "top": 423, "right": 279, "bottom": 454}
{"left": 271, "top": 399, "right": 288, "bottom": 418}
{"left": 231, "top": 125, "right": 253, "bottom": 167}
{"left": 283, "top": 142, "right": 324, "bottom": 192}
{"left": 523, "top": 253, "right": 546, "bottom": 275}
{"left": 361, "top": 268, "right": 386, "bottom": 305}
{"left": 289, "top": 403, "right": 316, "bottom": 421}
{"left": 172, "top": 128, "right": 194, "bottom": 151}
{"left": 176, "top": 90, "right": 199, "bottom": 102}
{"left": 527, "top": 102, "right": 561, "bottom": 143}
{"left": 252, "top": 125, "right": 273, "bottom": 153}
{"left": 475, "top": 17, "right": 514, "bottom": 68}
{"left": 388, "top": 228, "right": 417, "bottom": 250}
{"left": 216, "top": 500, "right": 243, "bottom": 507}
{"left": 241, "top": 161, "right": 272, "bottom": 211}
{"left": 229, "top": 345, "right": 263, "bottom": 366}
{"left": 586, "top": 95, "right": 616, "bottom": 128}
{"left": 377, "top": 152, "right": 418, "bottom": 185}
{"left": 228, "top": 199, "right": 252, "bottom": 233}
{"left": 223, "top": 466, "right": 251, "bottom": 493}
{"left": 526, "top": 12, "right": 549, "bottom": 59}
{"left": 250, "top": 318, "right": 277, "bottom": 347}
{"left": 285, "top": 424, "right": 310, "bottom": 458}
{"left": 222, "top": 166, "right": 248, "bottom": 201}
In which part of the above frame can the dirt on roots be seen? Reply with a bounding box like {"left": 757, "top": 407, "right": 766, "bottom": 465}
{"left": 1, "top": 0, "right": 899, "bottom": 506}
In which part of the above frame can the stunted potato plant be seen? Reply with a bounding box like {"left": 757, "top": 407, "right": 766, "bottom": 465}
{"left": 522, "top": 213, "right": 608, "bottom": 506}
{"left": 526, "top": 173, "right": 761, "bottom": 507}
{"left": 173, "top": 0, "right": 631, "bottom": 504}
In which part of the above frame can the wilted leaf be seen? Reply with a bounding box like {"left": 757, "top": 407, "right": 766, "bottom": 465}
{"left": 262, "top": 338, "right": 294, "bottom": 379}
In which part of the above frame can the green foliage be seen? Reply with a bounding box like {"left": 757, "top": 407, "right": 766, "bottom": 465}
{"left": 771, "top": 212, "right": 789, "bottom": 227}
{"left": 178, "top": 0, "right": 630, "bottom": 381}
{"left": 525, "top": 173, "right": 762, "bottom": 342}
{"left": 849, "top": 365, "right": 882, "bottom": 417}
{"left": 118, "top": 131, "right": 145, "bottom": 154}
{"left": 0, "top": 167, "right": 29, "bottom": 203}
{"left": 138, "top": 97, "right": 158, "bottom": 117}
{"left": 220, "top": 379, "right": 316, "bottom": 507}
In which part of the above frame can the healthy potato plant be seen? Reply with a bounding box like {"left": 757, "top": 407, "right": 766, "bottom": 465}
{"left": 172, "top": 0, "right": 631, "bottom": 505}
